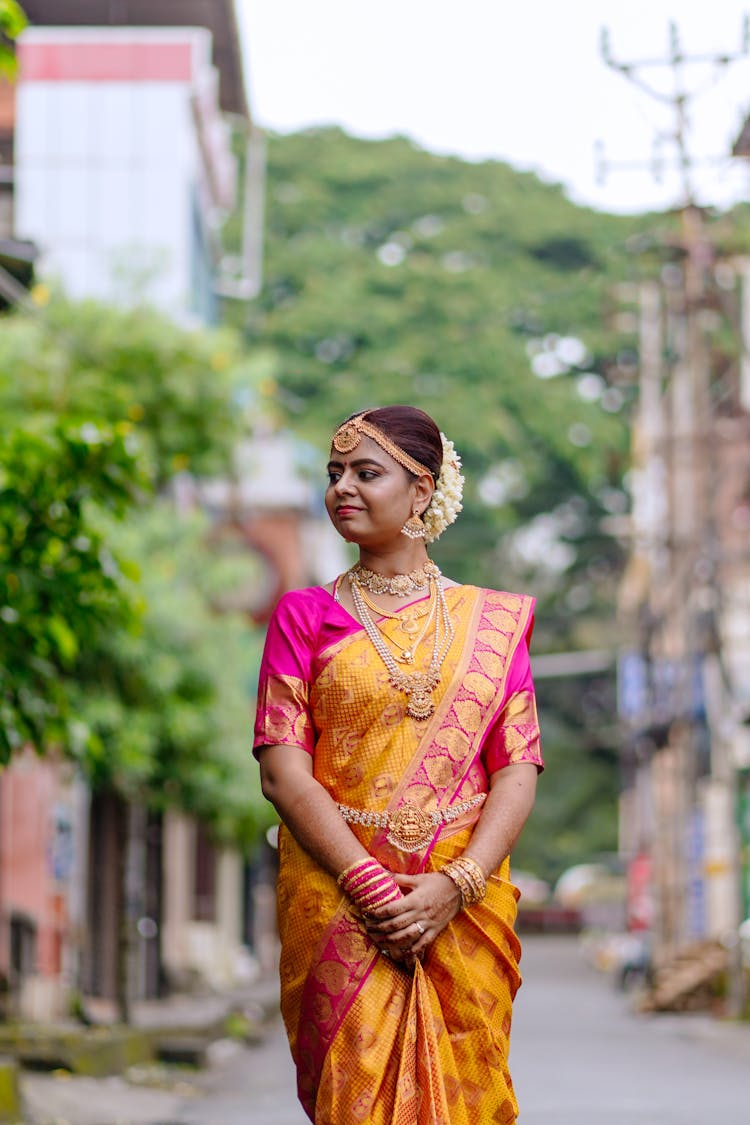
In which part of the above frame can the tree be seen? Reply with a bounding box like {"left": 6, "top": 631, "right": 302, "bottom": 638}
{"left": 224, "top": 129, "right": 649, "bottom": 636}
{"left": 0, "top": 294, "right": 255, "bottom": 801}
{"left": 0, "top": 417, "right": 145, "bottom": 762}
{"left": 74, "top": 503, "right": 270, "bottom": 848}
{"left": 0, "top": 296, "right": 242, "bottom": 485}
{"left": 0, "top": 1, "right": 26, "bottom": 79}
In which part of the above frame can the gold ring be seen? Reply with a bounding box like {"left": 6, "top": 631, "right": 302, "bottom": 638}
{"left": 415, "top": 921, "right": 425, "bottom": 935}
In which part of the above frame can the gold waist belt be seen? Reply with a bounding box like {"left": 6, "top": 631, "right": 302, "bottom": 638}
{"left": 337, "top": 793, "right": 487, "bottom": 853}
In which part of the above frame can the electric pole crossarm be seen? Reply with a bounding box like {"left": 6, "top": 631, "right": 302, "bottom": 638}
{"left": 599, "top": 19, "right": 750, "bottom": 205}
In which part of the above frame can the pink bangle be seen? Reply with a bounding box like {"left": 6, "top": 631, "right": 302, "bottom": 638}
{"left": 337, "top": 858, "right": 380, "bottom": 888}
{"left": 360, "top": 883, "right": 401, "bottom": 908}
{"left": 346, "top": 868, "right": 384, "bottom": 894}
{"left": 337, "top": 857, "right": 401, "bottom": 910}
{"left": 357, "top": 876, "right": 401, "bottom": 908}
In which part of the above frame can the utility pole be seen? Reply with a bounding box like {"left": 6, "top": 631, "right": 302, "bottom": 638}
{"left": 599, "top": 19, "right": 750, "bottom": 205}
{"left": 602, "top": 21, "right": 749, "bottom": 1016}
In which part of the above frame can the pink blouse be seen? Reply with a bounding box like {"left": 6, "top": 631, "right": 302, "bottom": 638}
{"left": 253, "top": 585, "right": 543, "bottom": 776}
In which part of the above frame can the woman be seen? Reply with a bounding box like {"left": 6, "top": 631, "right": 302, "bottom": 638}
{"left": 255, "top": 406, "right": 543, "bottom": 1124}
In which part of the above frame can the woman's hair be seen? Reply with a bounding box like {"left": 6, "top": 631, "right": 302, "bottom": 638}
{"left": 343, "top": 405, "right": 443, "bottom": 481}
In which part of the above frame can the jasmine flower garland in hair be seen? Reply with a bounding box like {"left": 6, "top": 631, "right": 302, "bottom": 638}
{"left": 422, "top": 434, "right": 464, "bottom": 543}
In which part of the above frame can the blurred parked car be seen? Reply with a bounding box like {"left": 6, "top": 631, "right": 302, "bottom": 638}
{"left": 511, "top": 868, "right": 551, "bottom": 904}
{"left": 554, "top": 859, "right": 627, "bottom": 931}
{"left": 512, "top": 867, "right": 580, "bottom": 934}
{"left": 554, "top": 862, "right": 611, "bottom": 905}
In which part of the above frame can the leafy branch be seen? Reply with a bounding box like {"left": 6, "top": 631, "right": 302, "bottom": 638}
{"left": 0, "top": 0, "right": 27, "bottom": 80}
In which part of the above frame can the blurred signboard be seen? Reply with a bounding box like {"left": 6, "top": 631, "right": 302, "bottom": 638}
{"left": 618, "top": 652, "right": 706, "bottom": 728}
{"left": 685, "top": 808, "right": 706, "bottom": 939}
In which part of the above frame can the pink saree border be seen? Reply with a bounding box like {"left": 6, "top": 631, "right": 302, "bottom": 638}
{"left": 372, "top": 588, "right": 534, "bottom": 874}
{"left": 295, "top": 902, "right": 377, "bottom": 1119}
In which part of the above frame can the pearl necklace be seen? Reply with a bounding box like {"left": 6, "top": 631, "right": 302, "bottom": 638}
{"left": 349, "top": 560, "right": 440, "bottom": 598}
{"left": 348, "top": 569, "right": 455, "bottom": 720}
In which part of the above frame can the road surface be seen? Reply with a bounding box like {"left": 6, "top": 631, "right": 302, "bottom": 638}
{"left": 22, "top": 935, "right": 749, "bottom": 1123}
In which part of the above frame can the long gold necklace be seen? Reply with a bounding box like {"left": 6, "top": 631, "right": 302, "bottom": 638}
{"left": 356, "top": 584, "right": 436, "bottom": 664}
{"left": 348, "top": 569, "right": 455, "bottom": 720}
{"left": 350, "top": 560, "right": 440, "bottom": 598}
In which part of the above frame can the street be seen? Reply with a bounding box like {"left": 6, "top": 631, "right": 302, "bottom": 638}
{"left": 511, "top": 936, "right": 748, "bottom": 1124}
{"left": 207, "top": 935, "right": 750, "bottom": 1125}
{"left": 22, "top": 935, "right": 749, "bottom": 1124}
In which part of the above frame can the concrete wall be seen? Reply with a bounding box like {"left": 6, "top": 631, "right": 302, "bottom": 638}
{"left": 0, "top": 749, "right": 85, "bottom": 1019}
{"left": 161, "top": 811, "right": 253, "bottom": 990}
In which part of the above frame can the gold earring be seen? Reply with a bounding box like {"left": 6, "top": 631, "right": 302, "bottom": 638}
{"left": 401, "top": 508, "right": 426, "bottom": 539}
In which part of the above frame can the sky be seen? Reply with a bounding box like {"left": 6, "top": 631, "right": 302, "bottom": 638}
{"left": 239, "top": 0, "right": 750, "bottom": 214}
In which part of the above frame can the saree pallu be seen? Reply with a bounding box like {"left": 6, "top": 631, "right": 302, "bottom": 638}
{"left": 254, "top": 585, "right": 543, "bottom": 1125}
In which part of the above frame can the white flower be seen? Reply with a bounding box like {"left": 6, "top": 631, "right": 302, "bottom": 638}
{"left": 423, "top": 434, "right": 464, "bottom": 542}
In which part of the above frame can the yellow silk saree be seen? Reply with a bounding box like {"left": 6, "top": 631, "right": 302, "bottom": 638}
{"left": 254, "top": 584, "right": 542, "bottom": 1124}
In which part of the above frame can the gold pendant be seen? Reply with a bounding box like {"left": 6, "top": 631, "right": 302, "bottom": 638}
{"left": 407, "top": 690, "right": 434, "bottom": 720}
{"left": 398, "top": 650, "right": 414, "bottom": 664}
{"left": 386, "top": 801, "right": 434, "bottom": 851}
{"left": 399, "top": 614, "right": 421, "bottom": 637}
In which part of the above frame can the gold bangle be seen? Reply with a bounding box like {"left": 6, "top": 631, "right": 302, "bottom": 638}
{"left": 454, "top": 856, "right": 487, "bottom": 902}
{"left": 442, "top": 865, "right": 469, "bottom": 906}
{"left": 441, "top": 856, "right": 487, "bottom": 908}
{"left": 457, "top": 855, "right": 485, "bottom": 881}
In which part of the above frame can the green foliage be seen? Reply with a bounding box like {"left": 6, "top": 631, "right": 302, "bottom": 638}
{"left": 0, "top": 297, "right": 243, "bottom": 767}
{"left": 0, "top": 417, "right": 144, "bottom": 762}
{"left": 0, "top": 297, "right": 242, "bottom": 484}
{"left": 0, "top": 0, "right": 26, "bottom": 79}
{"left": 225, "top": 129, "right": 648, "bottom": 636}
{"left": 74, "top": 505, "right": 271, "bottom": 848}
{"left": 0, "top": 297, "right": 268, "bottom": 847}
{"left": 512, "top": 675, "right": 621, "bottom": 884}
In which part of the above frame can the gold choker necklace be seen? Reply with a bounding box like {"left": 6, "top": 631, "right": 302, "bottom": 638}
{"left": 349, "top": 560, "right": 440, "bottom": 598}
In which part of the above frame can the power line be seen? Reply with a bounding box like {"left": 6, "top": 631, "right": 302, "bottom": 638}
{"left": 598, "top": 19, "right": 750, "bottom": 203}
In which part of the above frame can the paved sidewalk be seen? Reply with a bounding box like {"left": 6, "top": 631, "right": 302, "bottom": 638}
{"left": 20, "top": 973, "right": 283, "bottom": 1125}
{"left": 179, "top": 1019, "right": 306, "bottom": 1125}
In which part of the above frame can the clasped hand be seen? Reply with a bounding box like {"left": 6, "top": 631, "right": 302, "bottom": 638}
{"left": 363, "top": 871, "right": 462, "bottom": 969}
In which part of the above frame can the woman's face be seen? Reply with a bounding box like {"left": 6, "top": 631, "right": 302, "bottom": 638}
{"left": 325, "top": 436, "right": 432, "bottom": 546}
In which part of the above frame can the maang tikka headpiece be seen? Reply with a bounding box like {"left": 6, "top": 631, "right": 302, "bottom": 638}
{"left": 331, "top": 411, "right": 464, "bottom": 544}
{"left": 331, "top": 413, "right": 435, "bottom": 480}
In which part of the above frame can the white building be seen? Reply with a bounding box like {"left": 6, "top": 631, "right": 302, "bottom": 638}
{"left": 13, "top": 15, "right": 258, "bottom": 323}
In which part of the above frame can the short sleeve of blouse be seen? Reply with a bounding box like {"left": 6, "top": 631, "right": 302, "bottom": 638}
{"left": 481, "top": 608, "right": 544, "bottom": 775}
{"left": 253, "top": 591, "right": 318, "bottom": 757}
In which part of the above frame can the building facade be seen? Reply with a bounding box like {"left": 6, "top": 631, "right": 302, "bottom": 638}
{"left": 0, "top": 2, "right": 272, "bottom": 1020}
{"left": 14, "top": 24, "right": 239, "bottom": 322}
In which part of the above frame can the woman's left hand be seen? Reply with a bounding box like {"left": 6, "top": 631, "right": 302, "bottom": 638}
{"left": 363, "top": 871, "right": 461, "bottom": 967}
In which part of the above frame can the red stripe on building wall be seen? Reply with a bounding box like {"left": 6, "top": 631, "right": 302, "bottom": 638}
{"left": 19, "top": 42, "right": 194, "bottom": 83}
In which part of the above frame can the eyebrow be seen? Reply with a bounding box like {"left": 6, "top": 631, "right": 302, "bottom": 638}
{"left": 326, "top": 456, "right": 387, "bottom": 470}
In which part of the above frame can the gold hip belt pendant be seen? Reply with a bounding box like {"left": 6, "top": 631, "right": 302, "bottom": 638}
{"left": 337, "top": 793, "right": 487, "bottom": 853}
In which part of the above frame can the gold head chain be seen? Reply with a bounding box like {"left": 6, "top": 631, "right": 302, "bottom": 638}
{"left": 332, "top": 413, "right": 434, "bottom": 480}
